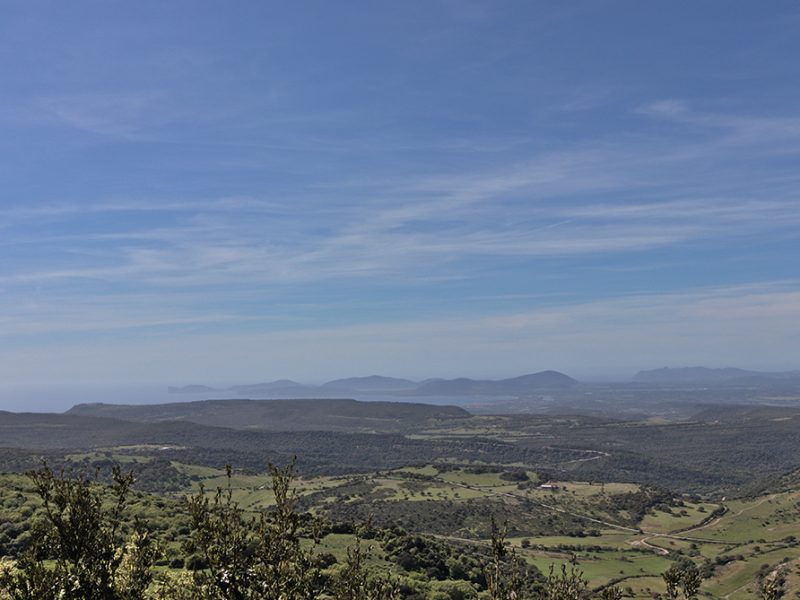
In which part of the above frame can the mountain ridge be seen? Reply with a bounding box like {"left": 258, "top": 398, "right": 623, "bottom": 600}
{"left": 413, "top": 370, "right": 578, "bottom": 395}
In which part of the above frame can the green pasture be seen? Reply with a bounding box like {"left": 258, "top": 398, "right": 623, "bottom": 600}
{"left": 436, "top": 468, "right": 520, "bottom": 488}
{"left": 65, "top": 452, "right": 153, "bottom": 464}
{"left": 526, "top": 550, "right": 672, "bottom": 588}
{"left": 170, "top": 462, "right": 223, "bottom": 479}
{"left": 639, "top": 501, "right": 720, "bottom": 533}
{"left": 695, "top": 492, "right": 800, "bottom": 543}
{"left": 702, "top": 545, "right": 800, "bottom": 598}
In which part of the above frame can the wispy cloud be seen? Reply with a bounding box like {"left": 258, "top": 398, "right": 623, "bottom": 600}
{"left": 33, "top": 91, "right": 167, "bottom": 138}
{"left": 2, "top": 2, "right": 798, "bottom": 389}
{"left": 1, "top": 103, "right": 799, "bottom": 364}
{"left": 2, "top": 197, "right": 281, "bottom": 220}
{"left": 638, "top": 99, "right": 800, "bottom": 144}
{"left": 3, "top": 105, "right": 800, "bottom": 290}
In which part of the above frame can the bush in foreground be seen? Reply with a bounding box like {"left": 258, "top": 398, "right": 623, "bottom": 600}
{"left": 0, "top": 463, "right": 694, "bottom": 599}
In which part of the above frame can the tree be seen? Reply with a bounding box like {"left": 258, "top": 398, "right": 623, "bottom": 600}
{"left": 661, "top": 561, "right": 702, "bottom": 600}
{"left": 183, "top": 462, "right": 321, "bottom": 600}
{"left": 331, "top": 532, "right": 399, "bottom": 600}
{"left": 597, "top": 586, "right": 623, "bottom": 600}
{"left": 0, "top": 464, "right": 159, "bottom": 600}
{"left": 758, "top": 567, "right": 785, "bottom": 600}
{"left": 182, "top": 461, "right": 399, "bottom": 600}
{"left": 681, "top": 564, "right": 702, "bottom": 600}
{"left": 486, "top": 518, "right": 524, "bottom": 600}
{"left": 542, "top": 563, "right": 589, "bottom": 600}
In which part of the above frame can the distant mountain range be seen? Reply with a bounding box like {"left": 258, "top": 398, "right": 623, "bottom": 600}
{"left": 633, "top": 367, "right": 800, "bottom": 386}
{"left": 414, "top": 370, "right": 578, "bottom": 395}
{"left": 168, "top": 370, "right": 579, "bottom": 398}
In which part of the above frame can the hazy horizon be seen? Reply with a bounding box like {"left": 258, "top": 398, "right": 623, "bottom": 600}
{"left": 3, "top": 361, "right": 799, "bottom": 413}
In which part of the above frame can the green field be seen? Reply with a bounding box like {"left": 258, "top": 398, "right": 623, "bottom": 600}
{"left": 2, "top": 455, "right": 800, "bottom": 598}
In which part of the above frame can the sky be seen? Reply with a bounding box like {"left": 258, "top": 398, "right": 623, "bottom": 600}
{"left": 1, "top": 1, "right": 799, "bottom": 392}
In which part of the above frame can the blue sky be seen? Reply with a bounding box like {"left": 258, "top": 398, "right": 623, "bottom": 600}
{"left": 1, "top": 1, "right": 799, "bottom": 387}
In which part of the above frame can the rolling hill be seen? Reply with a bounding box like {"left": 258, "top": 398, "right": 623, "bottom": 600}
{"left": 65, "top": 398, "right": 470, "bottom": 432}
